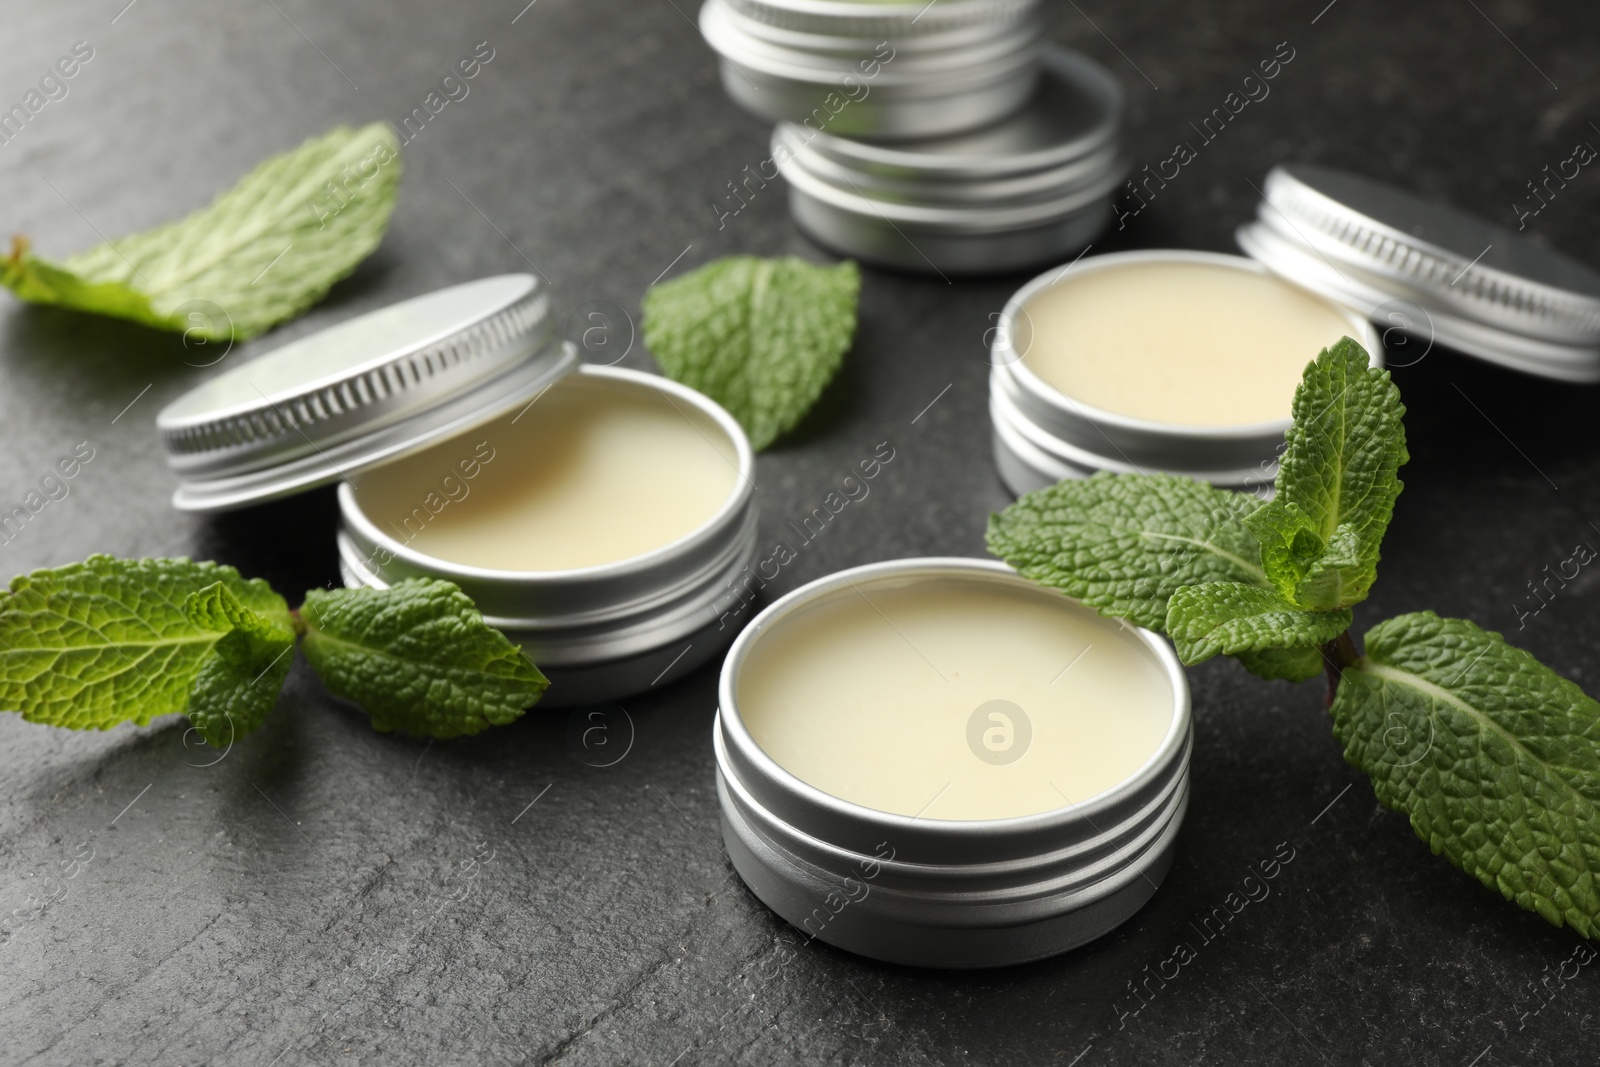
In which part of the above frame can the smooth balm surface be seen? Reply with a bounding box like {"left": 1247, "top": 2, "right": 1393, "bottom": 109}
{"left": 736, "top": 574, "right": 1174, "bottom": 821}
{"left": 1017, "top": 260, "right": 1354, "bottom": 427}
{"left": 353, "top": 374, "right": 739, "bottom": 572}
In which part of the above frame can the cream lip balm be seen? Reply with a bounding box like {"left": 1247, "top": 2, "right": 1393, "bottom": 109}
{"left": 350, "top": 371, "right": 740, "bottom": 573}
{"left": 735, "top": 569, "right": 1174, "bottom": 820}
{"left": 987, "top": 250, "right": 1382, "bottom": 496}
{"left": 1015, "top": 257, "right": 1356, "bottom": 427}
{"left": 716, "top": 558, "right": 1191, "bottom": 967}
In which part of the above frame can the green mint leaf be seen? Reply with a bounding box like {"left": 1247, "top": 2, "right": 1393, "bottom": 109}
{"left": 1261, "top": 337, "right": 1407, "bottom": 610}
{"left": 1233, "top": 646, "right": 1325, "bottom": 683}
{"left": 300, "top": 579, "right": 547, "bottom": 739}
{"left": 986, "top": 472, "right": 1269, "bottom": 631}
{"left": 1, "top": 122, "right": 400, "bottom": 341}
{"left": 1165, "top": 582, "right": 1350, "bottom": 665}
{"left": 0, "top": 556, "right": 291, "bottom": 739}
{"left": 1292, "top": 522, "right": 1367, "bottom": 610}
{"left": 181, "top": 582, "right": 296, "bottom": 748}
{"left": 1243, "top": 499, "right": 1324, "bottom": 600}
{"left": 642, "top": 255, "right": 859, "bottom": 450}
{"left": 1333, "top": 612, "right": 1600, "bottom": 939}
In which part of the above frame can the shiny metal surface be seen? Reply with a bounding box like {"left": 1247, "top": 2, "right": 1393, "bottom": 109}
{"left": 987, "top": 250, "right": 1381, "bottom": 493}
{"left": 773, "top": 47, "right": 1125, "bottom": 273}
{"left": 1237, "top": 163, "right": 1600, "bottom": 381}
{"left": 158, "top": 275, "right": 574, "bottom": 512}
{"left": 723, "top": 0, "right": 1038, "bottom": 39}
{"left": 336, "top": 365, "right": 760, "bottom": 708}
{"left": 701, "top": 0, "right": 1043, "bottom": 140}
{"left": 788, "top": 186, "right": 1113, "bottom": 275}
{"left": 796, "top": 47, "right": 1123, "bottom": 179}
{"left": 715, "top": 558, "right": 1193, "bottom": 968}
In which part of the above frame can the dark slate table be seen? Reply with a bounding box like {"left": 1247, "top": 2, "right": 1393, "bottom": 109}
{"left": 3, "top": 1, "right": 1598, "bottom": 1064}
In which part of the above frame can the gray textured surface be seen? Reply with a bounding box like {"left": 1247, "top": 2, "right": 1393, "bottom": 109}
{"left": 3, "top": 1, "right": 1600, "bottom": 1064}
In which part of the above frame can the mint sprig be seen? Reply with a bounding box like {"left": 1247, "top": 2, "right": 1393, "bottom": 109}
{"left": 1, "top": 122, "right": 400, "bottom": 341}
{"left": 1246, "top": 336, "right": 1407, "bottom": 610}
{"left": 0, "top": 556, "right": 543, "bottom": 745}
{"left": 642, "top": 255, "right": 859, "bottom": 450}
{"left": 989, "top": 337, "right": 1600, "bottom": 937}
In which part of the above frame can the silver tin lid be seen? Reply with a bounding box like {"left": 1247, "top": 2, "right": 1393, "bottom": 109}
{"left": 158, "top": 274, "right": 577, "bottom": 512}
{"left": 1238, "top": 164, "right": 1600, "bottom": 382}
{"left": 722, "top": 0, "right": 1037, "bottom": 39}
{"left": 772, "top": 47, "right": 1124, "bottom": 273}
{"left": 794, "top": 47, "right": 1121, "bottom": 184}
{"left": 774, "top": 48, "right": 1124, "bottom": 216}
{"left": 701, "top": 0, "right": 1043, "bottom": 140}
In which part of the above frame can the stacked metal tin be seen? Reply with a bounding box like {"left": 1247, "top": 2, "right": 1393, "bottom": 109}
{"left": 701, "top": 0, "right": 1127, "bottom": 275}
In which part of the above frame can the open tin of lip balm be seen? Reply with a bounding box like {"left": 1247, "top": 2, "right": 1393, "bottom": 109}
{"left": 716, "top": 557, "right": 1191, "bottom": 968}
{"left": 773, "top": 46, "right": 1126, "bottom": 275}
{"left": 988, "top": 250, "right": 1380, "bottom": 497}
{"left": 700, "top": 0, "right": 1043, "bottom": 141}
{"left": 158, "top": 275, "right": 758, "bottom": 707}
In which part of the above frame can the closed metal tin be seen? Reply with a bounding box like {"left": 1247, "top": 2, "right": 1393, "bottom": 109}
{"left": 700, "top": 0, "right": 1043, "bottom": 140}
{"left": 988, "top": 250, "right": 1381, "bottom": 497}
{"left": 716, "top": 558, "right": 1192, "bottom": 969}
{"left": 1237, "top": 163, "right": 1600, "bottom": 382}
{"left": 772, "top": 47, "right": 1126, "bottom": 275}
{"left": 337, "top": 365, "right": 760, "bottom": 708}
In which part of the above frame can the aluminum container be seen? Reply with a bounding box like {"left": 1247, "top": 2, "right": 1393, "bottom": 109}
{"left": 988, "top": 250, "right": 1381, "bottom": 497}
{"left": 158, "top": 277, "right": 759, "bottom": 708}
{"left": 700, "top": 0, "right": 1043, "bottom": 141}
{"left": 1237, "top": 163, "right": 1600, "bottom": 382}
{"left": 337, "top": 365, "right": 759, "bottom": 708}
{"left": 716, "top": 558, "right": 1192, "bottom": 968}
{"left": 773, "top": 47, "right": 1126, "bottom": 275}
{"left": 158, "top": 275, "right": 574, "bottom": 513}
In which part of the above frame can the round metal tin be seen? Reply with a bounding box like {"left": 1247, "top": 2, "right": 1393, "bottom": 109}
{"left": 701, "top": 0, "right": 1043, "bottom": 141}
{"left": 158, "top": 275, "right": 575, "bottom": 512}
{"left": 1237, "top": 163, "right": 1600, "bottom": 382}
{"left": 987, "top": 250, "right": 1381, "bottom": 497}
{"left": 772, "top": 47, "right": 1126, "bottom": 275}
{"left": 337, "top": 365, "right": 760, "bottom": 709}
{"left": 716, "top": 557, "right": 1192, "bottom": 969}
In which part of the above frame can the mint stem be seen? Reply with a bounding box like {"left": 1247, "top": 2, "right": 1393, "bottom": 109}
{"left": 1319, "top": 630, "right": 1361, "bottom": 706}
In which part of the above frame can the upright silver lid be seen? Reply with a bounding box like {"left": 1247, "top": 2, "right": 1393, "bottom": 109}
{"left": 158, "top": 274, "right": 577, "bottom": 512}
{"left": 1238, "top": 164, "right": 1600, "bottom": 382}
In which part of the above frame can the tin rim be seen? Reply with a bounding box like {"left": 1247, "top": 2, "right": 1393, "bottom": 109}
{"left": 722, "top": 0, "right": 1039, "bottom": 38}
{"left": 1254, "top": 163, "right": 1600, "bottom": 340}
{"left": 996, "top": 250, "right": 1383, "bottom": 445}
{"left": 716, "top": 557, "right": 1191, "bottom": 850}
{"left": 789, "top": 47, "right": 1123, "bottom": 180}
{"left": 702, "top": 0, "right": 1041, "bottom": 90}
{"left": 988, "top": 375, "right": 1278, "bottom": 489}
{"left": 777, "top": 124, "right": 1127, "bottom": 210}
{"left": 337, "top": 364, "right": 756, "bottom": 587}
{"left": 777, "top": 146, "right": 1126, "bottom": 232}
{"left": 1237, "top": 219, "right": 1600, "bottom": 382}
{"left": 714, "top": 1, "right": 1039, "bottom": 65}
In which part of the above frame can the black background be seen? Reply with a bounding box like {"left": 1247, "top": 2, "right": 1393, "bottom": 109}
{"left": 3, "top": 1, "right": 1599, "bottom": 1064}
